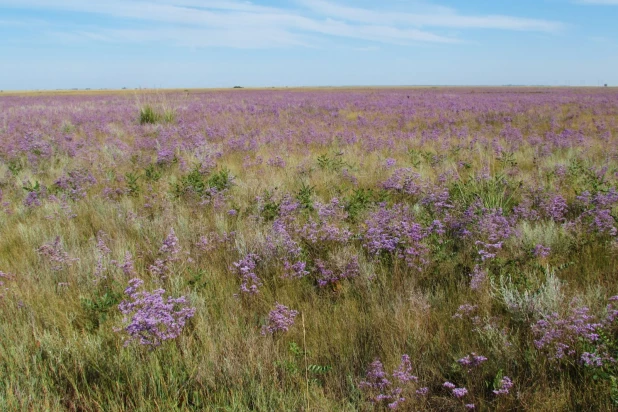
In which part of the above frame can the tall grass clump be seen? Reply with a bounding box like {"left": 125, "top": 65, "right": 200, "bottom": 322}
{"left": 139, "top": 104, "right": 175, "bottom": 125}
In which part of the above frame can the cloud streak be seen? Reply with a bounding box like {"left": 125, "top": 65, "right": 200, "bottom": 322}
{"left": 577, "top": 0, "right": 618, "bottom": 4}
{"left": 0, "top": 0, "right": 564, "bottom": 48}
{"left": 298, "top": 0, "right": 564, "bottom": 32}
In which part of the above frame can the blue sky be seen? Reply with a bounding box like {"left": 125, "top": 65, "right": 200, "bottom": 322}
{"left": 0, "top": 0, "right": 617, "bottom": 90}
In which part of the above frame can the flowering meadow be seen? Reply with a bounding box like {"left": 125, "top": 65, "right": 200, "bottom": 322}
{"left": 1, "top": 87, "right": 618, "bottom": 410}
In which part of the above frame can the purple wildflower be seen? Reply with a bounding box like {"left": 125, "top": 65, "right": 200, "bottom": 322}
{"left": 443, "top": 382, "right": 456, "bottom": 390}
{"left": 360, "top": 355, "right": 419, "bottom": 410}
{"left": 452, "top": 387, "right": 468, "bottom": 398}
{"left": 533, "top": 244, "right": 551, "bottom": 258}
{"left": 117, "top": 278, "right": 195, "bottom": 347}
{"left": 261, "top": 303, "right": 299, "bottom": 335}
{"left": 149, "top": 228, "right": 181, "bottom": 279}
{"left": 493, "top": 376, "right": 513, "bottom": 396}
{"left": 117, "top": 251, "right": 137, "bottom": 277}
{"left": 24, "top": 190, "right": 42, "bottom": 207}
{"left": 37, "top": 236, "right": 78, "bottom": 271}
{"left": 581, "top": 352, "right": 604, "bottom": 368}
{"left": 532, "top": 302, "right": 603, "bottom": 361}
{"left": 415, "top": 387, "right": 429, "bottom": 396}
{"left": 458, "top": 353, "right": 488, "bottom": 371}
{"left": 232, "top": 253, "right": 262, "bottom": 295}
{"left": 469, "top": 265, "right": 487, "bottom": 290}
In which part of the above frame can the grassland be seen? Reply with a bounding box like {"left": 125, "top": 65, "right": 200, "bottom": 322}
{"left": 0, "top": 88, "right": 617, "bottom": 411}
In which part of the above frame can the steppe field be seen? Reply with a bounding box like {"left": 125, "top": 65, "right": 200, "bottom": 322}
{"left": 1, "top": 87, "right": 618, "bottom": 411}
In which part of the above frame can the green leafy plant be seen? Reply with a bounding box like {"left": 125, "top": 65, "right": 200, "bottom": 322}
{"left": 174, "top": 166, "right": 233, "bottom": 198}
{"left": 124, "top": 172, "right": 140, "bottom": 196}
{"left": 80, "top": 290, "right": 122, "bottom": 332}
{"left": 22, "top": 180, "right": 41, "bottom": 193}
{"left": 7, "top": 159, "right": 23, "bottom": 176}
{"left": 144, "top": 164, "right": 163, "bottom": 182}
{"left": 344, "top": 187, "right": 374, "bottom": 222}
{"left": 207, "top": 168, "right": 233, "bottom": 192}
{"left": 260, "top": 189, "right": 281, "bottom": 221}
{"left": 317, "top": 153, "right": 347, "bottom": 172}
{"left": 296, "top": 182, "right": 315, "bottom": 211}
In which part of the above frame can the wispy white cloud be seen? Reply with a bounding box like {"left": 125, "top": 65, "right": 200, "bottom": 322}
{"left": 577, "top": 0, "right": 618, "bottom": 4}
{"left": 0, "top": 0, "right": 564, "bottom": 48}
{"left": 298, "top": 0, "right": 564, "bottom": 32}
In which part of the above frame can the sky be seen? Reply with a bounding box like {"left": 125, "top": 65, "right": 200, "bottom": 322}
{"left": 0, "top": 0, "right": 617, "bottom": 90}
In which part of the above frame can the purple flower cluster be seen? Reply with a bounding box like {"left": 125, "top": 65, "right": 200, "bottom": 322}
{"left": 314, "top": 255, "right": 360, "bottom": 287}
{"left": 382, "top": 168, "right": 423, "bottom": 197}
{"left": 196, "top": 231, "right": 235, "bottom": 253}
{"left": 24, "top": 190, "right": 43, "bottom": 208}
{"left": 443, "top": 381, "right": 469, "bottom": 399}
{"left": 576, "top": 190, "right": 618, "bottom": 237}
{"left": 149, "top": 228, "right": 181, "bottom": 279}
{"left": 261, "top": 303, "right": 298, "bottom": 335}
{"left": 363, "top": 204, "right": 429, "bottom": 270}
{"left": 493, "top": 376, "right": 513, "bottom": 396}
{"left": 360, "top": 355, "right": 421, "bottom": 410}
{"left": 531, "top": 299, "right": 618, "bottom": 364}
{"left": 117, "top": 278, "right": 195, "bottom": 347}
{"left": 541, "top": 194, "right": 568, "bottom": 222}
{"left": 472, "top": 208, "right": 514, "bottom": 262}
{"left": 533, "top": 244, "right": 551, "bottom": 258}
{"left": 115, "top": 251, "right": 137, "bottom": 277}
{"left": 232, "top": 253, "right": 262, "bottom": 295}
{"left": 54, "top": 169, "right": 97, "bottom": 201}
{"left": 37, "top": 236, "right": 78, "bottom": 271}
{"left": 469, "top": 265, "right": 487, "bottom": 290}
{"left": 458, "top": 353, "right": 488, "bottom": 371}
{"left": 266, "top": 156, "right": 286, "bottom": 168}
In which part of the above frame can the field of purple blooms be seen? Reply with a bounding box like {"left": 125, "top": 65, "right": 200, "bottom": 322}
{"left": 0, "top": 87, "right": 618, "bottom": 411}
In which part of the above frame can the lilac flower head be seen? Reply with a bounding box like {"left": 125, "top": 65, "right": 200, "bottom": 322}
{"left": 159, "top": 228, "right": 180, "bottom": 259}
{"left": 469, "top": 265, "right": 487, "bottom": 290}
{"left": 360, "top": 360, "right": 391, "bottom": 392}
{"left": 452, "top": 387, "right": 468, "bottom": 398}
{"left": 96, "top": 230, "right": 111, "bottom": 255}
{"left": 261, "top": 303, "right": 299, "bottom": 335}
{"left": 384, "top": 158, "right": 396, "bottom": 168}
{"left": 232, "top": 253, "right": 262, "bottom": 295}
{"left": 443, "top": 382, "right": 456, "bottom": 390}
{"left": 37, "top": 236, "right": 78, "bottom": 271}
{"left": 541, "top": 194, "right": 568, "bottom": 222}
{"left": 363, "top": 203, "right": 428, "bottom": 270}
{"left": 493, "top": 376, "right": 513, "bottom": 396}
{"left": 532, "top": 302, "right": 604, "bottom": 361}
{"left": 117, "top": 278, "right": 195, "bottom": 347}
{"left": 149, "top": 228, "right": 181, "bottom": 279}
{"left": 415, "top": 387, "right": 429, "bottom": 396}
{"left": 360, "top": 355, "right": 419, "bottom": 410}
{"left": 453, "top": 304, "right": 478, "bottom": 320}
{"left": 156, "top": 147, "right": 175, "bottom": 165}
{"left": 533, "top": 244, "right": 551, "bottom": 258}
{"left": 392, "top": 355, "right": 417, "bottom": 383}
{"left": 458, "top": 352, "right": 488, "bottom": 370}
{"left": 24, "top": 190, "right": 42, "bottom": 208}
{"left": 54, "top": 169, "right": 97, "bottom": 201}
{"left": 580, "top": 352, "right": 607, "bottom": 368}
{"left": 117, "top": 251, "right": 136, "bottom": 277}
{"left": 267, "top": 156, "right": 286, "bottom": 168}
